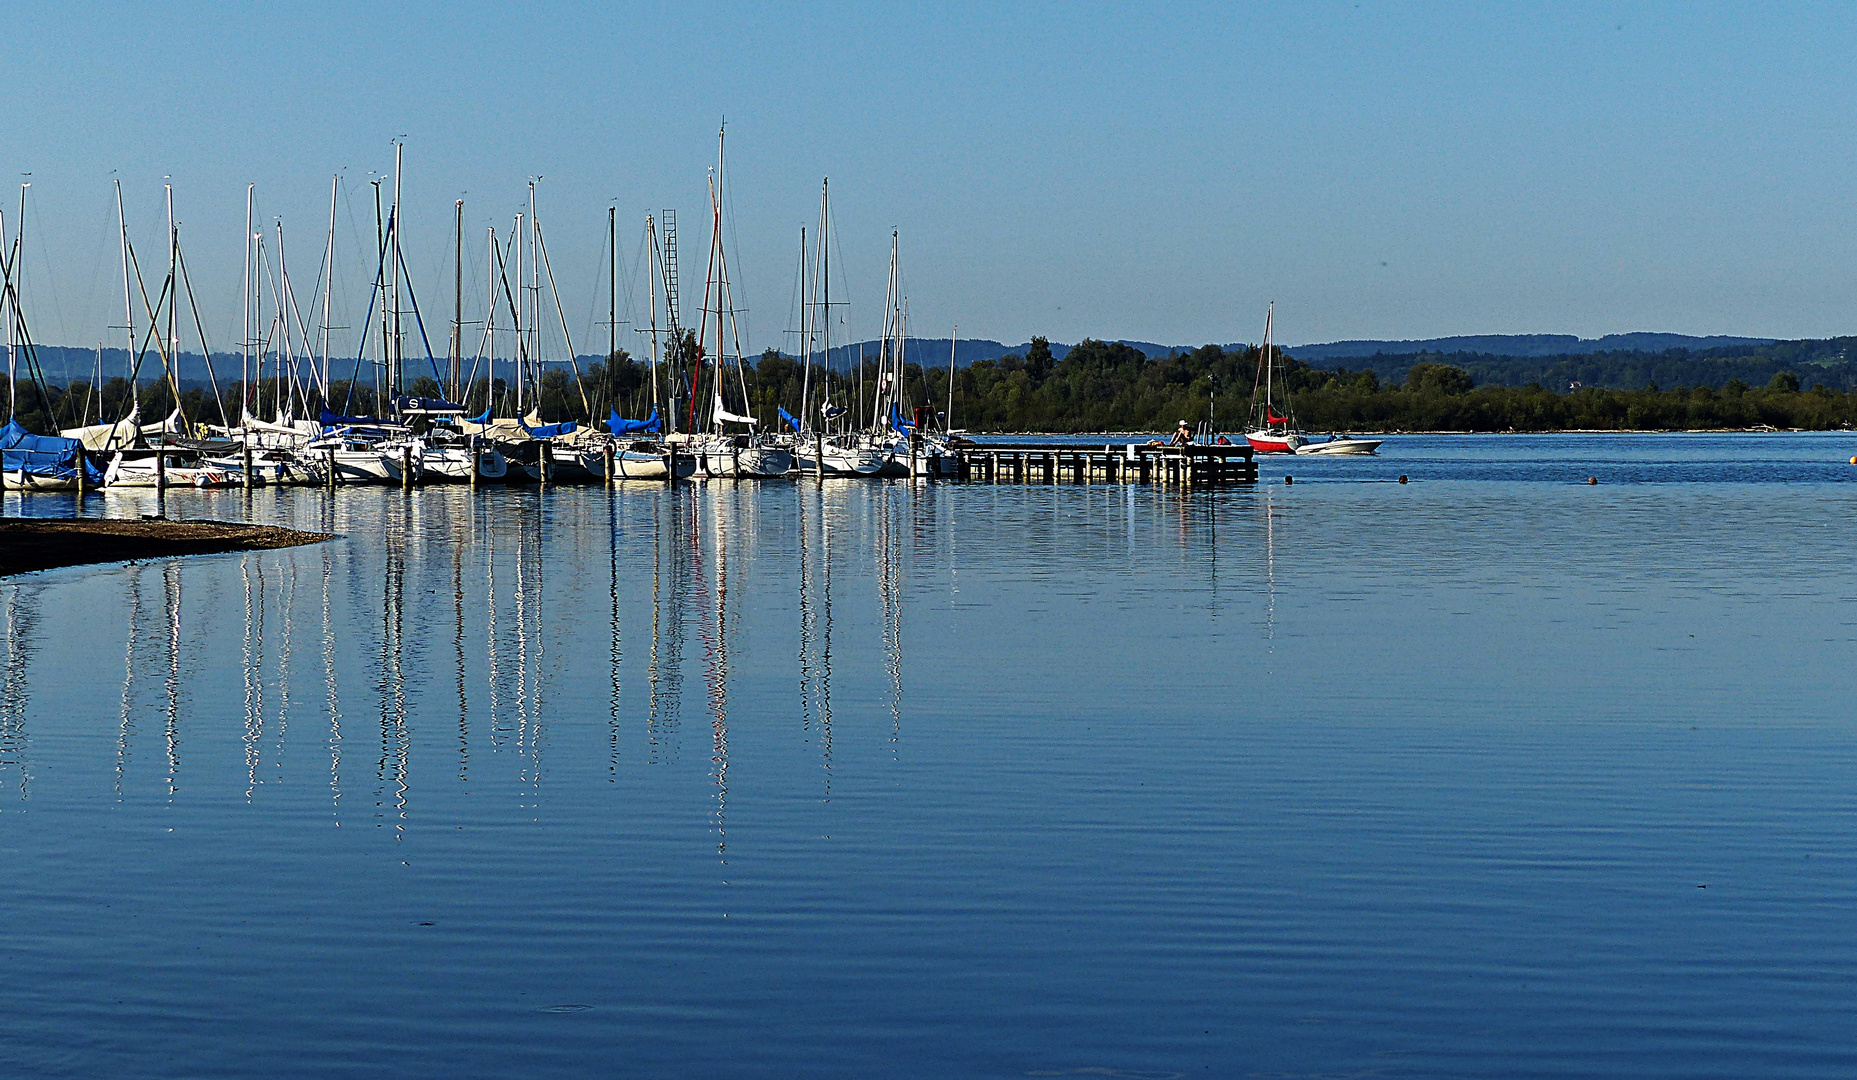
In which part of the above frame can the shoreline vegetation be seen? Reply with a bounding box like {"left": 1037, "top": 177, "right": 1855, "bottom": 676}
{"left": 0, "top": 520, "right": 334, "bottom": 577}
{"left": 6, "top": 336, "right": 1857, "bottom": 437}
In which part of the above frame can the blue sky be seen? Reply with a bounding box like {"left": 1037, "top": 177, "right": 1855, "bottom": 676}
{"left": 4, "top": 2, "right": 1857, "bottom": 353}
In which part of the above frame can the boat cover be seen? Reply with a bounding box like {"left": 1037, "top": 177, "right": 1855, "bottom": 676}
{"left": 1, "top": 419, "right": 105, "bottom": 483}
{"left": 521, "top": 418, "right": 579, "bottom": 439}
{"left": 889, "top": 403, "right": 914, "bottom": 432}
{"left": 607, "top": 406, "right": 660, "bottom": 435}
{"left": 394, "top": 395, "right": 467, "bottom": 414}
{"left": 321, "top": 406, "right": 391, "bottom": 428}
{"left": 777, "top": 406, "right": 802, "bottom": 432}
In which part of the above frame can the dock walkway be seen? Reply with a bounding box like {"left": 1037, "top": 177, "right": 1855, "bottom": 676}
{"left": 954, "top": 442, "right": 1257, "bottom": 484}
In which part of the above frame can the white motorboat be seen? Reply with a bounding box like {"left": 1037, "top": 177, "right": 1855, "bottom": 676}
{"left": 1294, "top": 435, "right": 1383, "bottom": 456}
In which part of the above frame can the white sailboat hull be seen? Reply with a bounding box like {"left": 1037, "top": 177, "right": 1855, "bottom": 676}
{"left": 695, "top": 443, "right": 793, "bottom": 478}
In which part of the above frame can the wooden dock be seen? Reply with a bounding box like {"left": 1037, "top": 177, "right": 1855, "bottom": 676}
{"left": 953, "top": 442, "right": 1258, "bottom": 484}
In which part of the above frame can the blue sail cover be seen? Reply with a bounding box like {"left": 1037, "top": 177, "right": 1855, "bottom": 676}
{"left": 521, "top": 418, "right": 579, "bottom": 439}
{"left": 889, "top": 403, "right": 914, "bottom": 432}
{"left": 320, "top": 406, "right": 393, "bottom": 429}
{"left": 777, "top": 406, "right": 802, "bottom": 432}
{"left": 466, "top": 407, "right": 493, "bottom": 425}
{"left": 606, "top": 405, "right": 660, "bottom": 436}
{"left": 393, "top": 395, "right": 466, "bottom": 413}
{"left": 0, "top": 419, "right": 104, "bottom": 484}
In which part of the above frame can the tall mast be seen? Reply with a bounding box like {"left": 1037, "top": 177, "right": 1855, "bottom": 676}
{"left": 485, "top": 226, "right": 497, "bottom": 414}
{"left": 513, "top": 212, "right": 525, "bottom": 416}
{"left": 607, "top": 206, "right": 617, "bottom": 365}
{"left": 242, "top": 183, "right": 253, "bottom": 420}
{"left": 948, "top": 322, "right": 957, "bottom": 430}
{"left": 645, "top": 214, "right": 660, "bottom": 429}
{"left": 113, "top": 181, "right": 135, "bottom": 433}
{"left": 451, "top": 198, "right": 464, "bottom": 400}
{"left": 390, "top": 143, "right": 404, "bottom": 401}
{"left": 797, "top": 224, "right": 810, "bottom": 430}
{"left": 527, "top": 180, "right": 539, "bottom": 409}
{"left": 320, "top": 175, "right": 337, "bottom": 402}
{"left": 372, "top": 179, "right": 385, "bottom": 409}
{"left": 165, "top": 183, "right": 181, "bottom": 420}
{"left": 820, "top": 179, "right": 831, "bottom": 422}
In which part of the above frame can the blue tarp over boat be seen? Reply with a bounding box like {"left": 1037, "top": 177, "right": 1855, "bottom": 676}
{"left": 1, "top": 419, "right": 105, "bottom": 484}
{"left": 320, "top": 406, "right": 396, "bottom": 429}
{"left": 607, "top": 406, "right": 660, "bottom": 436}
{"left": 393, "top": 395, "right": 466, "bottom": 413}
{"left": 521, "top": 418, "right": 578, "bottom": 439}
{"left": 777, "top": 407, "right": 802, "bottom": 433}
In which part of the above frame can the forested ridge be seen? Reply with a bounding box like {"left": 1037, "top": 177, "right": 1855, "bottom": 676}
{"left": 7, "top": 335, "right": 1857, "bottom": 435}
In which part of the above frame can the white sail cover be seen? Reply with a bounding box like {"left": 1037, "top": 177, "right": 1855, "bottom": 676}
{"left": 61, "top": 405, "right": 185, "bottom": 450}
{"left": 713, "top": 395, "right": 758, "bottom": 426}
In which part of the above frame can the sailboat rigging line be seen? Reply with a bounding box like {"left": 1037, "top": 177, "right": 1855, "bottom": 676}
{"left": 0, "top": 238, "right": 56, "bottom": 424}
{"left": 338, "top": 221, "right": 390, "bottom": 416}
{"left": 530, "top": 218, "right": 593, "bottom": 418}
{"left": 390, "top": 241, "right": 451, "bottom": 390}
{"left": 172, "top": 243, "right": 226, "bottom": 422}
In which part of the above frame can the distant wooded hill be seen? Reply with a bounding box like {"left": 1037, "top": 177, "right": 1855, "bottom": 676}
{"left": 18, "top": 332, "right": 1857, "bottom": 395}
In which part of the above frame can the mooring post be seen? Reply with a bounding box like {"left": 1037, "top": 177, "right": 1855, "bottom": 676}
{"left": 814, "top": 433, "right": 825, "bottom": 480}
{"left": 469, "top": 436, "right": 479, "bottom": 490}
{"left": 155, "top": 446, "right": 167, "bottom": 495}
{"left": 402, "top": 445, "right": 413, "bottom": 491}
{"left": 665, "top": 444, "right": 676, "bottom": 486}
{"left": 605, "top": 444, "right": 616, "bottom": 487}
{"left": 326, "top": 445, "right": 338, "bottom": 491}
{"left": 242, "top": 438, "right": 254, "bottom": 491}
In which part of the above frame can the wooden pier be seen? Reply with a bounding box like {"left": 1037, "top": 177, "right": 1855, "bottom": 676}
{"left": 953, "top": 442, "right": 1257, "bottom": 484}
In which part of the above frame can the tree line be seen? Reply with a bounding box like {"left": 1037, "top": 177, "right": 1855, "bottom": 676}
{"left": 8, "top": 337, "right": 1856, "bottom": 435}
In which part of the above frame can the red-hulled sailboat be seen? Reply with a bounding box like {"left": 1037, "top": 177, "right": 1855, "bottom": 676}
{"left": 1245, "top": 302, "right": 1308, "bottom": 453}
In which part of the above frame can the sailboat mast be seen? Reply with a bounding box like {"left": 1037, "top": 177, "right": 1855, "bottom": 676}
{"left": 321, "top": 175, "right": 336, "bottom": 403}
{"left": 485, "top": 226, "right": 497, "bottom": 414}
{"left": 242, "top": 184, "right": 253, "bottom": 420}
{"left": 452, "top": 198, "right": 464, "bottom": 401}
{"left": 390, "top": 143, "right": 404, "bottom": 402}
{"left": 513, "top": 211, "right": 524, "bottom": 416}
{"left": 164, "top": 184, "right": 182, "bottom": 422}
{"left": 948, "top": 323, "right": 956, "bottom": 430}
{"left": 607, "top": 206, "right": 616, "bottom": 366}
{"left": 646, "top": 215, "right": 661, "bottom": 430}
{"left": 797, "top": 225, "right": 810, "bottom": 430}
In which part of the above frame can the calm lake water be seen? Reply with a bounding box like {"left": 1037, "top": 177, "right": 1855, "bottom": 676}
{"left": 4, "top": 432, "right": 1856, "bottom": 1078}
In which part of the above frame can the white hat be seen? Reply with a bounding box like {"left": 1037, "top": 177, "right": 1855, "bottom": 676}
{"left": 1177, "top": 419, "right": 1188, "bottom": 425}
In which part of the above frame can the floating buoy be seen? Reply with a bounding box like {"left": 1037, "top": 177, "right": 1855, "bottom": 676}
{"left": 1397, "top": 475, "right": 1408, "bottom": 484}
{"left": 1284, "top": 475, "right": 1293, "bottom": 485}
{"left": 1849, "top": 456, "right": 1856, "bottom": 465}
{"left": 1587, "top": 476, "right": 1598, "bottom": 485}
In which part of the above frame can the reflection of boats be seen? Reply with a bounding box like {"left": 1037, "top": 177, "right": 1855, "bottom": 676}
{"left": 1295, "top": 434, "right": 1382, "bottom": 456}
{"left": 1245, "top": 302, "right": 1307, "bottom": 454}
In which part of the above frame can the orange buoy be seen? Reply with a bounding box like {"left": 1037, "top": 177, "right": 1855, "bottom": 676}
{"left": 1848, "top": 456, "right": 1856, "bottom": 465}
{"left": 1587, "top": 476, "right": 1598, "bottom": 485}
